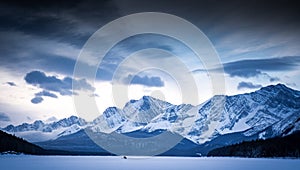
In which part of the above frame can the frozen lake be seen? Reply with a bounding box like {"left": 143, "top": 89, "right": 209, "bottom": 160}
{"left": 1, "top": 155, "right": 300, "bottom": 170}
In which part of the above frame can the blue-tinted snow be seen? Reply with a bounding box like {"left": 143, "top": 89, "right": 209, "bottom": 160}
{"left": 1, "top": 156, "right": 300, "bottom": 170}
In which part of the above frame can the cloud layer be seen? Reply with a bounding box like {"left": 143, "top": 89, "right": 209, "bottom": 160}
{"left": 24, "top": 70, "right": 95, "bottom": 104}
{"left": 35, "top": 90, "right": 58, "bottom": 98}
{"left": 193, "top": 56, "right": 300, "bottom": 81}
{"left": 237, "top": 82, "right": 262, "bottom": 90}
{"left": 223, "top": 56, "right": 300, "bottom": 78}
{"left": 25, "top": 70, "right": 94, "bottom": 95}
{"left": 124, "top": 74, "right": 164, "bottom": 87}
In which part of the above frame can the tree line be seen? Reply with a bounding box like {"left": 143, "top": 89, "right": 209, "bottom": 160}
{"left": 0, "top": 130, "right": 45, "bottom": 154}
{"left": 208, "top": 131, "right": 300, "bottom": 158}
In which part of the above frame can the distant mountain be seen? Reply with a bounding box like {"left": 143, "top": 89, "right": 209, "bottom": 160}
{"left": 207, "top": 131, "right": 300, "bottom": 157}
{"left": 3, "top": 83, "right": 300, "bottom": 156}
{"left": 3, "top": 115, "right": 87, "bottom": 132}
{"left": 2, "top": 116, "right": 87, "bottom": 142}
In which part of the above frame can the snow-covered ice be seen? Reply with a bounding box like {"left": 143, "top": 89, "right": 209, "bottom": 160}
{"left": 1, "top": 155, "right": 300, "bottom": 170}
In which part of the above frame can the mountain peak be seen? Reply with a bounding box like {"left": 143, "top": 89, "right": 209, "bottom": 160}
{"left": 124, "top": 95, "right": 166, "bottom": 109}
{"left": 102, "top": 107, "right": 121, "bottom": 118}
{"left": 259, "top": 83, "right": 294, "bottom": 93}
{"left": 142, "top": 95, "right": 151, "bottom": 99}
{"left": 268, "top": 83, "right": 288, "bottom": 89}
{"left": 138, "top": 95, "right": 156, "bottom": 103}
{"left": 140, "top": 95, "right": 171, "bottom": 104}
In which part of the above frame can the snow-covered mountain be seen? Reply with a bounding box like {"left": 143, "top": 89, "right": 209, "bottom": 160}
{"left": 91, "top": 96, "right": 190, "bottom": 134}
{"left": 2, "top": 116, "right": 88, "bottom": 142}
{"left": 3, "top": 83, "right": 300, "bottom": 147}
{"left": 88, "top": 83, "right": 300, "bottom": 145}
{"left": 220, "top": 84, "right": 300, "bottom": 138}
{"left": 184, "top": 84, "right": 300, "bottom": 143}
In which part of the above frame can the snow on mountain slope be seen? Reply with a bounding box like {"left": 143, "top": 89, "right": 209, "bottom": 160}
{"left": 2, "top": 83, "right": 300, "bottom": 145}
{"left": 123, "top": 96, "right": 173, "bottom": 123}
{"left": 91, "top": 107, "right": 126, "bottom": 133}
{"left": 92, "top": 96, "right": 175, "bottom": 133}
{"left": 121, "top": 84, "right": 299, "bottom": 144}
{"left": 8, "top": 127, "right": 77, "bottom": 143}
{"left": 88, "top": 84, "right": 299, "bottom": 145}
{"left": 267, "top": 111, "right": 300, "bottom": 137}
{"left": 2, "top": 116, "right": 88, "bottom": 142}
{"left": 57, "top": 124, "right": 83, "bottom": 138}
{"left": 3, "top": 116, "right": 87, "bottom": 133}
{"left": 141, "top": 103, "right": 194, "bottom": 132}
{"left": 234, "top": 84, "right": 300, "bottom": 137}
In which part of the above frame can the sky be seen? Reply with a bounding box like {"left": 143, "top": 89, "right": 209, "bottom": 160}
{"left": 0, "top": 0, "right": 300, "bottom": 126}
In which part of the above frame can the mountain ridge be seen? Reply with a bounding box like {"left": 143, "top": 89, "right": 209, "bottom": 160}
{"left": 2, "top": 83, "right": 300, "bottom": 151}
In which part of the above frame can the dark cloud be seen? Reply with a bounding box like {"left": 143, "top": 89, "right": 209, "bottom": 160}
{"left": 35, "top": 90, "right": 58, "bottom": 98}
{"left": 124, "top": 74, "right": 164, "bottom": 87}
{"left": 1, "top": 0, "right": 298, "bottom": 38}
{"left": 0, "top": 0, "right": 120, "bottom": 76}
{"left": 31, "top": 90, "right": 57, "bottom": 104}
{"left": 6, "top": 82, "right": 16, "bottom": 86}
{"left": 0, "top": 0, "right": 120, "bottom": 47}
{"left": 31, "top": 97, "right": 43, "bottom": 104}
{"left": 193, "top": 56, "right": 300, "bottom": 79}
{"left": 226, "top": 69, "right": 263, "bottom": 79}
{"left": 237, "top": 81, "right": 262, "bottom": 90}
{"left": 0, "top": 112, "right": 10, "bottom": 121}
{"left": 223, "top": 56, "right": 300, "bottom": 77}
{"left": 24, "top": 70, "right": 95, "bottom": 96}
{"left": 114, "top": 0, "right": 300, "bottom": 39}
{"left": 270, "top": 77, "right": 280, "bottom": 82}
